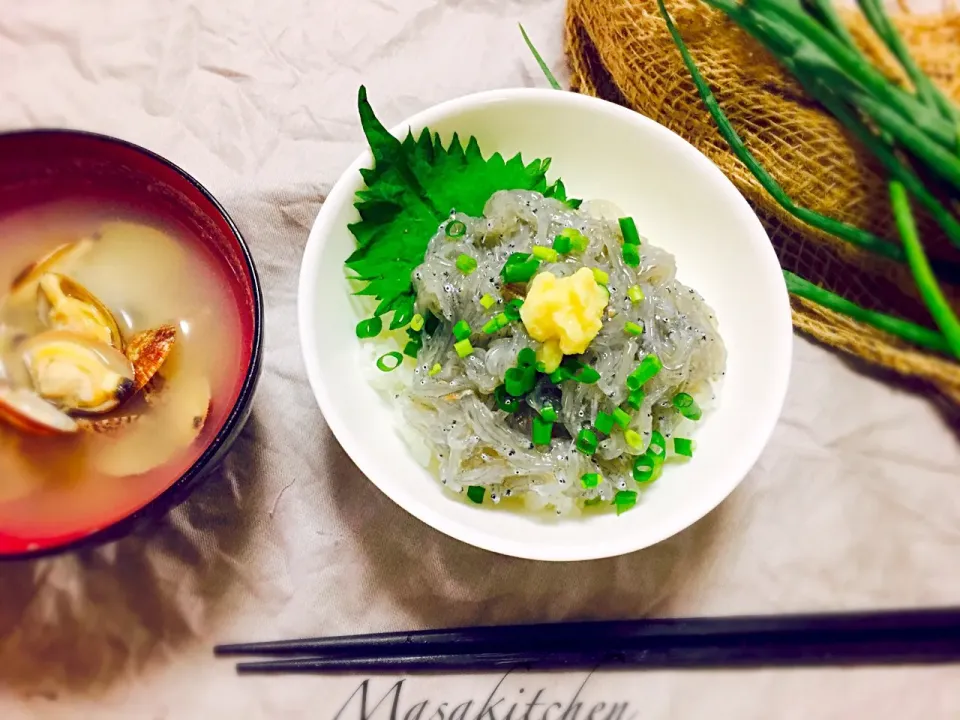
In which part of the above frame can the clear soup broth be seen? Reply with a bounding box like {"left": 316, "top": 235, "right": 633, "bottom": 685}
{"left": 0, "top": 200, "right": 244, "bottom": 542}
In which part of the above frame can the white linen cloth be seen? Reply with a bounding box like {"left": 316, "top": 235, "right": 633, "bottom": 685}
{"left": 1, "top": 1, "right": 959, "bottom": 717}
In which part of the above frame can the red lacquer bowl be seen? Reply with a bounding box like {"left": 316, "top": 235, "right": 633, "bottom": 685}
{"left": 0, "top": 130, "right": 263, "bottom": 559}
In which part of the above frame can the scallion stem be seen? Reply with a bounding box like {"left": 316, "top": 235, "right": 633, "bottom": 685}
{"left": 783, "top": 270, "right": 950, "bottom": 354}
{"left": 856, "top": 0, "right": 959, "bottom": 131}
{"left": 518, "top": 23, "right": 562, "bottom": 91}
{"left": 889, "top": 181, "right": 960, "bottom": 358}
{"left": 655, "top": 0, "right": 906, "bottom": 263}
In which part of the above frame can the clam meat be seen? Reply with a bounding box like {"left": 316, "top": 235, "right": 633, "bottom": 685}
{"left": 37, "top": 273, "right": 123, "bottom": 350}
{"left": 21, "top": 330, "right": 135, "bottom": 415}
{"left": 10, "top": 238, "right": 95, "bottom": 296}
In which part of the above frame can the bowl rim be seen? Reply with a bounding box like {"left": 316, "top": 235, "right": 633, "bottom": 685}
{"left": 0, "top": 128, "right": 265, "bottom": 561}
{"left": 299, "top": 87, "right": 792, "bottom": 561}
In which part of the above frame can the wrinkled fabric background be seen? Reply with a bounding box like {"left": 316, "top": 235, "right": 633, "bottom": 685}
{"left": 1, "top": 1, "right": 959, "bottom": 718}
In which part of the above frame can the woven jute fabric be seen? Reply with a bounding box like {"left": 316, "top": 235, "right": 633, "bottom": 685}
{"left": 565, "top": 0, "right": 960, "bottom": 404}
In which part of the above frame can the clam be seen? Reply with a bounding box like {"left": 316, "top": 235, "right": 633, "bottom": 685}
{"left": 0, "top": 385, "right": 79, "bottom": 435}
{"left": 10, "top": 238, "right": 94, "bottom": 295}
{"left": 126, "top": 324, "right": 177, "bottom": 391}
{"left": 21, "top": 330, "right": 135, "bottom": 415}
{"left": 37, "top": 273, "right": 124, "bottom": 350}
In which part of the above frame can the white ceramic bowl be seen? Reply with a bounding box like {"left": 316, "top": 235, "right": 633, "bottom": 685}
{"left": 299, "top": 89, "right": 792, "bottom": 562}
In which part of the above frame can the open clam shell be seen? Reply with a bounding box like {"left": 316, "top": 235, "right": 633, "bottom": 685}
{"left": 10, "top": 238, "right": 95, "bottom": 295}
{"left": 126, "top": 324, "right": 177, "bottom": 391}
{"left": 21, "top": 330, "right": 135, "bottom": 415}
{"left": 37, "top": 273, "right": 124, "bottom": 350}
{"left": 0, "top": 385, "right": 79, "bottom": 435}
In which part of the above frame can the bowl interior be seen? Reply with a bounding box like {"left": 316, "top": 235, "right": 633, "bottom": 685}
{"left": 300, "top": 89, "right": 792, "bottom": 561}
{"left": 0, "top": 131, "right": 260, "bottom": 556}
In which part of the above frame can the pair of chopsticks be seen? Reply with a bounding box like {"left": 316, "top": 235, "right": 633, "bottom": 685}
{"left": 215, "top": 607, "right": 960, "bottom": 674}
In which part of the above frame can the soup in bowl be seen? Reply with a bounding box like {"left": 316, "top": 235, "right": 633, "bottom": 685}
{"left": 0, "top": 131, "right": 263, "bottom": 558}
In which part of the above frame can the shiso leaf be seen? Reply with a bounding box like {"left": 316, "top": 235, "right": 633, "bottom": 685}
{"left": 346, "top": 86, "right": 578, "bottom": 332}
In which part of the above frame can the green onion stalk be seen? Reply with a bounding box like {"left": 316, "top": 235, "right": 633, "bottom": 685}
{"left": 519, "top": 19, "right": 960, "bottom": 360}
{"left": 652, "top": 0, "right": 960, "bottom": 360}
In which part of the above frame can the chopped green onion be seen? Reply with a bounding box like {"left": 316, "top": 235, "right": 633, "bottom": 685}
{"left": 632, "top": 454, "right": 656, "bottom": 483}
{"left": 532, "top": 415, "right": 553, "bottom": 446}
{"left": 581, "top": 472, "right": 600, "bottom": 489}
{"left": 454, "top": 339, "right": 474, "bottom": 358}
{"left": 409, "top": 313, "right": 425, "bottom": 332}
{"left": 356, "top": 317, "right": 383, "bottom": 339}
{"left": 466, "top": 485, "right": 485, "bottom": 504}
{"left": 612, "top": 407, "right": 631, "bottom": 429}
{"left": 479, "top": 294, "right": 496, "bottom": 310}
{"left": 614, "top": 490, "right": 638, "bottom": 515}
{"left": 594, "top": 411, "right": 615, "bottom": 435}
{"left": 540, "top": 402, "right": 558, "bottom": 422}
{"left": 517, "top": 347, "right": 537, "bottom": 366}
{"left": 504, "top": 366, "right": 536, "bottom": 397}
{"left": 672, "top": 392, "right": 702, "bottom": 421}
{"left": 626, "top": 388, "right": 645, "bottom": 410}
{"left": 501, "top": 253, "right": 541, "bottom": 283}
{"left": 622, "top": 243, "right": 640, "bottom": 267}
{"left": 504, "top": 299, "right": 524, "bottom": 321}
{"left": 574, "top": 364, "right": 600, "bottom": 384}
{"left": 576, "top": 428, "right": 599, "bottom": 455}
{"left": 674, "top": 438, "right": 695, "bottom": 457}
{"left": 561, "top": 227, "right": 589, "bottom": 252}
{"left": 532, "top": 246, "right": 559, "bottom": 262}
{"left": 452, "top": 320, "right": 472, "bottom": 341}
{"left": 626, "top": 354, "right": 662, "bottom": 390}
{"left": 553, "top": 234, "right": 572, "bottom": 254}
{"left": 494, "top": 384, "right": 519, "bottom": 413}
{"left": 627, "top": 285, "right": 645, "bottom": 303}
{"left": 648, "top": 431, "right": 667, "bottom": 462}
{"left": 446, "top": 220, "right": 467, "bottom": 238}
{"left": 456, "top": 253, "right": 478, "bottom": 274}
{"left": 548, "top": 366, "right": 573, "bottom": 384}
{"left": 376, "top": 351, "right": 403, "bottom": 372}
{"left": 624, "top": 429, "right": 644, "bottom": 449}
{"left": 591, "top": 268, "right": 609, "bottom": 286}
{"left": 482, "top": 317, "right": 500, "bottom": 334}
{"left": 403, "top": 340, "right": 421, "bottom": 358}
{"left": 618, "top": 217, "right": 641, "bottom": 245}
{"left": 496, "top": 312, "right": 512, "bottom": 329}
{"left": 624, "top": 321, "right": 644, "bottom": 336}
{"left": 428, "top": 363, "right": 442, "bottom": 377}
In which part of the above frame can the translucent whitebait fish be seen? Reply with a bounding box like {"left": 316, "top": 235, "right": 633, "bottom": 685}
{"left": 390, "top": 190, "right": 725, "bottom": 514}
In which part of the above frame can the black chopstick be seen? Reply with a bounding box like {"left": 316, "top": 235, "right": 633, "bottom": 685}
{"left": 216, "top": 607, "right": 960, "bottom": 658}
{"left": 235, "top": 638, "right": 960, "bottom": 674}
{"left": 217, "top": 607, "right": 960, "bottom": 673}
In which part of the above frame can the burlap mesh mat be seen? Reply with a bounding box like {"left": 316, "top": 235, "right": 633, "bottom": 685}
{"left": 565, "top": 0, "right": 960, "bottom": 404}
